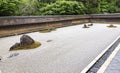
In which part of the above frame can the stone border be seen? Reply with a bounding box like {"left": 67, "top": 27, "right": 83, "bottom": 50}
{"left": 97, "top": 44, "right": 120, "bottom": 73}
{"left": 81, "top": 35, "right": 120, "bottom": 73}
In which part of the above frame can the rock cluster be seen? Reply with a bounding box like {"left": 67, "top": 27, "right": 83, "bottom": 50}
{"left": 107, "top": 24, "right": 117, "bottom": 28}
{"left": 83, "top": 23, "right": 93, "bottom": 28}
{"left": 10, "top": 35, "right": 35, "bottom": 50}
{"left": 88, "top": 23, "right": 93, "bottom": 26}
{"left": 83, "top": 24, "right": 89, "bottom": 28}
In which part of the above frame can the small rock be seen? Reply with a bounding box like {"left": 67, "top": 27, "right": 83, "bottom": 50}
{"left": 8, "top": 53, "right": 19, "bottom": 58}
{"left": 88, "top": 23, "right": 93, "bottom": 26}
{"left": 10, "top": 43, "right": 20, "bottom": 50}
{"left": 20, "top": 35, "right": 35, "bottom": 46}
{"left": 0, "top": 57, "right": 1, "bottom": 60}
{"left": 0, "top": 56, "right": 3, "bottom": 61}
{"left": 47, "top": 40, "right": 53, "bottom": 42}
{"left": 83, "top": 24, "right": 89, "bottom": 28}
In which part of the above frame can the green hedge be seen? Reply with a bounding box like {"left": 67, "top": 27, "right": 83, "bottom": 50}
{"left": 0, "top": 0, "right": 119, "bottom": 16}
{"left": 40, "top": 1, "right": 85, "bottom": 15}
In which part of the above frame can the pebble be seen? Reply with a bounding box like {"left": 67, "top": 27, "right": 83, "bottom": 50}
{"left": 8, "top": 53, "right": 19, "bottom": 58}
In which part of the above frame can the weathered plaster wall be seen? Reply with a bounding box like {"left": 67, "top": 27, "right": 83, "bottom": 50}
{"left": 0, "top": 14, "right": 120, "bottom": 37}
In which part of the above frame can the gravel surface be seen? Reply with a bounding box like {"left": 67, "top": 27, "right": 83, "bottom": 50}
{"left": 0, "top": 23, "right": 120, "bottom": 73}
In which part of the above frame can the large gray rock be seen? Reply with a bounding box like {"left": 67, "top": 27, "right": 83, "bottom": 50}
{"left": 20, "top": 35, "right": 35, "bottom": 46}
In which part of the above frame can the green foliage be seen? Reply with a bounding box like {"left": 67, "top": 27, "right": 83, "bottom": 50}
{"left": 85, "top": 0, "right": 100, "bottom": 14}
{"left": 40, "top": 1, "right": 85, "bottom": 15}
{"left": 38, "top": 0, "right": 56, "bottom": 3}
{"left": 108, "top": 4, "right": 117, "bottom": 13}
{"left": 0, "top": 0, "right": 20, "bottom": 16}
{"left": 99, "top": 1, "right": 109, "bottom": 13}
{"left": 0, "top": 0, "right": 119, "bottom": 16}
{"left": 17, "top": 0, "right": 39, "bottom": 15}
{"left": 116, "top": 0, "right": 120, "bottom": 8}
{"left": 85, "top": 0, "right": 118, "bottom": 14}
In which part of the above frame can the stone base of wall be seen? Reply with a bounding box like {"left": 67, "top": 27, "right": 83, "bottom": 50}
{"left": 0, "top": 19, "right": 88, "bottom": 37}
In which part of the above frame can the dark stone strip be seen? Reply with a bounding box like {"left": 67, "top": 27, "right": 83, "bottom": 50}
{"left": 87, "top": 38, "right": 120, "bottom": 73}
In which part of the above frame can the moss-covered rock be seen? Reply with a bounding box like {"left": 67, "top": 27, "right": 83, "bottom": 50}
{"left": 10, "top": 42, "right": 41, "bottom": 51}
{"left": 88, "top": 23, "right": 93, "bottom": 26}
{"left": 83, "top": 24, "right": 89, "bottom": 28}
{"left": 10, "top": 35, "right": 41, "bottom": 51}
{"left": 107, "top": 24, "right": 117, "bottom": 28}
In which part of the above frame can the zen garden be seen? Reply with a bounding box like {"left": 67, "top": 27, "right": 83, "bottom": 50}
{"left": 0, "top": 0, "right": 120, "bottom": 73}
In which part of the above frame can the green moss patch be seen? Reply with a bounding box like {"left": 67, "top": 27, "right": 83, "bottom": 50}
{"left": 10, "top": 42, "right": 41, "bottom": 51}
{"left": 82, "top": 27, "right": 89, "bottom": 28}
{"left": 82, "top": 26, "right": 90, "bottom": 28}
{"left": 39, "top": 29, "right": 56, "bottom": 33}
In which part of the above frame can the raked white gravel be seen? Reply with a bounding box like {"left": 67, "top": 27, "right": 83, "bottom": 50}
{"left": 0, "top": 23, "right": 120, "bottom": 73}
